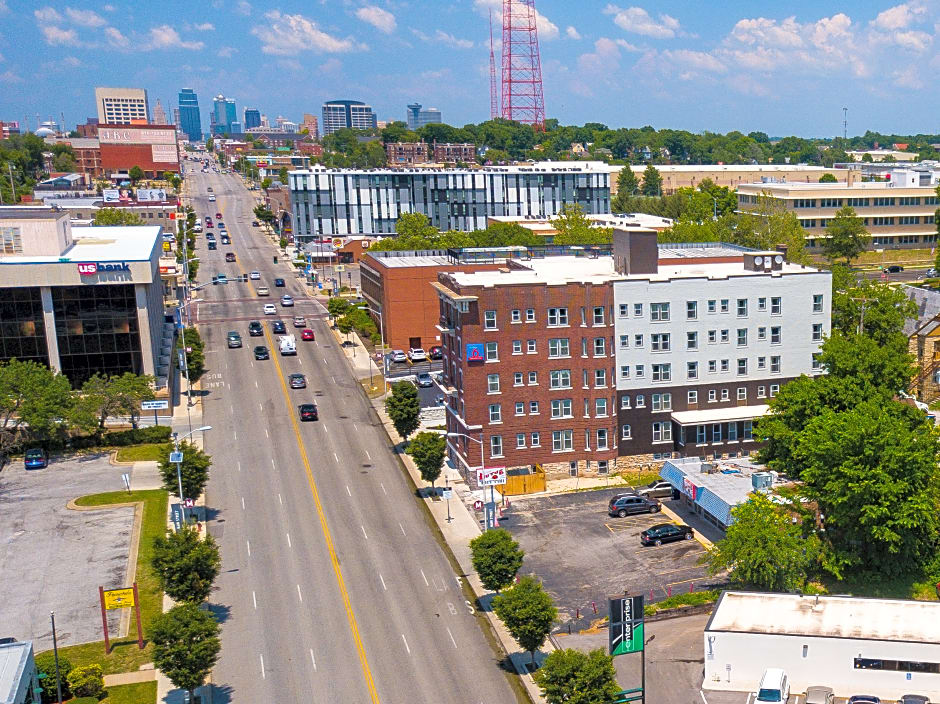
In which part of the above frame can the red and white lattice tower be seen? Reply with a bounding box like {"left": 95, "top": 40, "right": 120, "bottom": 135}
{"left": 489, "top": 10, "right": 499, "bottom": 120}
{"left": 500, "top": 0, "right": 545, "bottom": 130}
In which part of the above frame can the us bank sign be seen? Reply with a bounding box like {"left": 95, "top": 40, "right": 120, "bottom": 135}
{"left": 78, "top": 262, "right": 131, "bottom": 276}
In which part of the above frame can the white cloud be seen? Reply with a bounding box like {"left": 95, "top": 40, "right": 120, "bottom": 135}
{"left": 194, "top": 22, "right": 215, "bottom": 31}
{"left": 63, "top": 55, "right": 82, "bottom": 67}
{"left": 730, "top": 16, "right": 804, "bottom": 47}
{"left": 235, "top": 1, "right": 251, "bottom": 16}
{"left": 147, "top": 25, "right": 205, "bottom": 50}
{"left": 278, "top": 58, "right": 303, "bottom": 71}
{"left": 473, "top": 0, "right": 559, "bottom": 40}
{"left": 252, "top": 11, "right": 360, "bottom": 55}
{"left": 434, "top": 30, "right": 473, "bottom": 48}
{"left": 871, "top": 3, "right": 926, "bottom": 31}
{"left": 64, "top": 8, "right": 106, "bottom": 27}
{"left": 603, "top": 5, "right": 681, "bottom": 39}
{"left": 319, "top": 57, "right": 342, "bottom": 74}
{"left": 102, "top": 4, "right": 115, "bottom": 11}
{"left": 105, "top": 26, "right": 129, "bottom": 48}
{"left": 566, "top": 26, "right": 581, "bottom": 40}
{"left": 217, "top": 46, "right": 237, "bottom": 58}
{"left": 577, "top": 37, "right": 626, "bottom": 74}
{"left": 661, "top": 48, "right": 727, "bottom": 73}
{"left": 356, "top": 6, "right": 396, "bottom": 34}
{"left": 0, "top": 69, "right": 23, "bottom": 83}
{"left": 893, "top": 64, "right": 924, "bottom": 88}
{"left": 34, "top": 7, "right": 62, "bottom": 23}
{"left": 40, "top": 25, "right": 81, "bottom": 46}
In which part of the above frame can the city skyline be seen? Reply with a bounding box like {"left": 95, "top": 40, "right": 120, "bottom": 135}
{"left": 3, "top": 1, "right": 940, "bottom": 137}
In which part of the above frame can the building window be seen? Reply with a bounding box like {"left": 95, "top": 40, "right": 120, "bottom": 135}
{"left": 687, "top": 300, "right": 698, "bottom": 319}
{"left": 596, "top": 398, "right": 608, "bottom": 416}
{"left": 546, "top": 337, "right": 570, "bottom": 358}
{"left": 720, "top": 329, "right": 730, "bottom": 343}
{"left": 650, "top": 333, "right": 670, "bottom": 352}
{"left": 634, "top": 334, "right": 644, "bottom": 347}
{"left": 720, "top": 299, "right": 730, "bottom": 313}
{"left": 490, "top": 435, "right": 503, "bottom": 457}
{"left": 757, "top": 297, "right": 767, "bottom": 311}
{"left": 652, "top": 364, "right": 671, "bottom": 382}
{"left": 622, "top": 424, "right": 632, "bottom": 440}
{"left": 528, "top": 371, "right": 538, "bottom": 385}
{"left": 635, "top": 364, "right": 645, "bottom": 378}
{"left": 687, "top": 331, "right": 698, "bottom": 350}
{"left": 721, "top": 359, "right": 730, "bottom": 373}
{"left": 688, "top": 390, "right": 698, "bottom": 404}
{"left": 758, "top": 326, "right": 766, "bottom": 340}
{"left": 712, "top": 424, "right": 722, "bottom": 443}
{"left": 812, "top": 294, "right": 823, "bottom": 313}
{"left": 547, "top": 307, "right": 569, "bottom": 326}
{"left": 708, "top": 330, "right": 717, "bottom": 344}
{"left": 618, "top": 303, "right": 629, "bottom": 317}
{"left": 697, "top": 426, "right": 707, "bottom": 444}
{"left": 487, "top": 374, "right": 500, "bottom": 393}
{"left": 514, "top": 372, "right": 523, "bottom": 386}
{"left": 687, "top": 361, "right": 698, "bottom": 379}
{"left": 620, "top": 365, "right": 630, "bottom": 379}
{"left": 721, "top": 388, "right": 729, "bottom": 401}
{"left": 593, "top": 306, "right": 605, "bottom": 325}
{"left": 770, "top": 326, "right": 781, "bottom": 344}
{"left": 770, "top": 384, "right": 780, "bottom": 397}
{"left": 619, "top": 334, "right": 629, "bottom": 349}
{"left": 595, "top": 369, "right": 607, "bottom": 387}
{"left": 531, "top": 432, "right": 540, "bottom": 447}
{"left": 737, "top": 387, "right": 747, "bottom": 400}
{"left": 527, "top": 339, "right": 536, "bottom": 353}
{"left": 737, "top": 329, "right": 747, "bottom": 347}
{"left": 484, "top": 310, "right": 497, "bottom": 329}
{"left": 707, "top": 299, "right": 716, "bottom": 313}
{"left": 652, "top": 393, "right": 672, "bottom": 411}
{"left": 551, "top": 399, "right": 573, "bottom": 418}
{"left": 516, "top": 433, "right": 526, "bottom": 449}
{"left": 812, "top": 323, "right": 823, "bottom": 341}
{"left": 652, "top": 421, "right": 673, "bottom": 442}
{"left": 485, "top": 342, "right": 498, "bottom": 361}
{"left": 633, "top": 303, "right": 643, "bottom": 317}
{"left": 770, "top": 355, "right": 781, "bottom": 373}
{"left": 526, "top": 308, "right": 535, "bottom": 322}
{"left": 0, "top": 226, "right": 24, "bottom": 254}
{"left": 650, "top": 302, "right": 670, "bottom": 321}
{"left": 621, "top": 395, "right": 631, "bottom": 409}
{"left": 737, "top": 298, "right": 748, "bottom": 317}
{"left": 488, "top": 404, "right": 502, "bottom": 423}
{"left": 728, "top": 422, "right": 738, "bottom": 441}
{"left": 593, "top": 337, "right": 606, "bottom": 356}
{"left": 708, "top": 360, "right": 717, "bottom": 373}
{"left": 708, "top": 389, "right": 717, "bottom": 402}
{"left": 737, "top": 358, "right": 747, "bottom": 376}
{"left": 552, "top": 430, "right": 573, "bottom": 452}
{"left": 757, "top": 385, "right": 766, "bottom": 398}
{"left": 743, "top": 420, "right": 753, "bottom": 440}
{"left": 597, "top": 429, "right": 609, "bottom": 450}
{"left": 511, "top": 309, "right": 521, "bottom": 323}
{"left": 635, "top": 394, "right": 646, "bottom": 408}
{"left": 550, "top": 369, "right": 571, "bottom": 389}
{"left": 512, "top": 340, "right": 522, "bottom": 355}
{"left": 515, "top": 402, "right": 525, "bottom": 416}
{"left": 530, "top": 401, "right": 539, "bottom": 414}
{"left": 812, "top": 353, "right": 822, "bottom": 371}
{"left": 771, "top": 297, "right": 782, "bottom": 315}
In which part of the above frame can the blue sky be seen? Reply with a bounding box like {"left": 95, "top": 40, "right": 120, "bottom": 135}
{"left": 1, "top": 0, "right": 939, "bottom": 137}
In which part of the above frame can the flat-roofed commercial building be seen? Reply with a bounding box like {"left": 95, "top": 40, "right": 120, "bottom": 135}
{"left": 610, "top": 163, "right": 845, "bottom": 195}
{"left": 0, "top": 640, "right": 40, "bottom": 704}
{"left": 737, "top": 168, "right": 940, "bottom": 249}
{"left": 98, "top": 124, "right": 181, "bottom": 179}
{"left": 0, "top": 207, "right": 171, "bottom": 387}
{"left": 94, "top": 87, "right": 149, "bottom": 125}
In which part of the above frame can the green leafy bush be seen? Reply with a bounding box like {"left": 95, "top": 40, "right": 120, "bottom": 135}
{"left": 66, "top": 664, "right": 105, "bottom": 698}
{"left": 35, "top": 652, "right": 72, "bottom": 702}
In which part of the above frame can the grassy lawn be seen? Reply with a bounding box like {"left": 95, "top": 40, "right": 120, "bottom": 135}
{"left": 42, "top": 490, "right": 168, "bottom": 675}
{"left": 114, "top": 444, "right": 166, "bottom": 463}
{"left": 824, "top": 572, "right": 938, "bottom": 601}
{"left": 844, "top": 248, "right": 934, "bottom": 266}
{"left": 103, "top": 681, "right": 157, "bottom": 704}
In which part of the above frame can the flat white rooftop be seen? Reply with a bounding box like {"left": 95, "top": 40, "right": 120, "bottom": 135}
{"left": 738, "top": 181, "right": 934, "bottom": 191}
{"left": 0, "top": 641, "right": 31, "bottom": 704}
{"left": 671, "top": 404, "right": 771, "bottom": 426}
{"left": 708, "top": 591, "right": 940, "bottom": 643}
{"left": 0, "top": 225, "right": 161, "bottom": 264}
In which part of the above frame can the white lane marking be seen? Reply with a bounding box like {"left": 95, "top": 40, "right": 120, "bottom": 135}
{"left": 260, "top": 654, "right": 265, "bottom": 679}
{"left": 323, "top": 357, "right": 328, "bottom": 365}
{"left": 237, "top": 460, "right": 241, "bottom": 472}
{"left": 259, "top": 403, "right": 263, "bottom": 412}
{"left": 298, "top": 357, "right": 303, "bottom": 366}
{"left": 309, "top": 649, "right": 317, "bottom": 672}
{"left": 401, "top": 634, "right": 411, "bottom": 655}
{"left": 331, "top": 375, "right": 336, "bottom": 384}
{"left": 361, "top": 525, "right": 368, "bottom": 540}
{"left": 353, "top": 423, "right": 358, "bottom": 432}
{"left": 379, "top": 573, "right": 387, "bottom": 591}
{"left": 255, "top": 379, "right": 258, "bottom": 387}
{"left": 420, "top": 569, "right": 429, "bottom": 586}
{"left": 447, "top": 627, "right": 457, "bottom": 649}
{"left": 278, "top": 493, "right": 282, "bottom": 505}
{"left": 381, "top": 483, "right": 387, "bottom": 496}
{"left": 346, "top": 485, "right": 352, "bottom": 497}
{"left": 233, "top": 429, "right": 237, "bottom": 440}
{"left": 297, "top": 584, "right": 303, "bottom": 602}
{"left": 322, "top": 425, "right": 328, "bottom": 433}
{"left": 246, "top": 540, "right": 251, "bottom": 556}
{"left": 241, "top": 497, "right": 245, "bottom": 510}
{"left": 230, "top": 404, "right": 234, "bottom": 414}
{"left": 271, "top": 458, "right": 276, "bottom": 471}
{"left": 365, "top": 450, "right": 371, "bottom": 460}
{"left": 265, "top": 428, "right": 269, "bottom": 438}
{"left": 286, "top": 533, "right": 292, "bottom": 548}
{"left": 334, "top": 452, "right": 339, "bottom": 462}
{"left": 252, "top": 591, "right": 257, "bottom": 609}
{"left": 399, "top": 522, "right": 406, "bottom": 536}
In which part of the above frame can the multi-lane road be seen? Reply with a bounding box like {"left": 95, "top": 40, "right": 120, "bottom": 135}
{"left": 185, "top": 165, "right": 519, "bottom": 703}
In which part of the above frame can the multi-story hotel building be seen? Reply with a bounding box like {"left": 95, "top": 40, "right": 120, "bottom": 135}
{"left": 433, "top": 231, "right": 830, "bottom": 481}
{"left": 288, "top": 162, "right": 611, "bottom": 242}
{"left": 736, "top": 168, "right": 940, "bottom": 249}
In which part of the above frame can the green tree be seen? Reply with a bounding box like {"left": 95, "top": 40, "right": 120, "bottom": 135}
{"left": 177, "top": 327, "right": 206, "bottom": 382}
{"left": 822, "top": 205, "right": 870, "bottom": 264}
{"left": 0, "top": 359, "right": 73, "bottom": 459}
{"left": 469, "top": 528, "right": 524, "bottom": 592}
{"left": 35, "top": 652, "right": 72, "bottom": 703}
{"left": 205, "top": 138, "right": 214, "bottom": 152}
{"left": 819, "top": 173, "right": 838, "bottom": 183}
{"left": 253, "top": 204, "right": 276, "bottom": 227}
{"left": 327, "top": 297, "right": 351, "bottom": 320}
{"left": 279, "top": 166, "right": 289, "bottom": 183}
{"left": 731, "top": 195, "right": 811, "bottom": 264}
{"left": 128, "top": 165, "right": 145, "bottom": 183}
{"left": 407, "top": 431, "right": 446, "bottom": 487}
{"left": 149, "top": 604, "right": 221, "bottom": 703}
{"left": 830, "top": 266, "right": 916, "bottom": 345}
{"left": 396, "top": 212, "right": 438, "bottom": 240}
{"left": 704, "top": 493, "right": 817, "bottom": 591}
{"left": 77, "top": 373, "right": 124, "bottom": 430}
{"left": 492, "top": 575, "right": 557, "bottom": 665}
{"left": 612, "top": 166, "right": 640, "bottom": 211}
{"left": 152, "top": 526, "right": 222, "bottom": 604}
{"left": 52, "top": 151, "right": 77, "bottom": 172}
{"left": 533, "top": 648, "right": 621, "bottom": 704}
{"left": 336, "top": 315, "right": 354, "bottom": 341}
{"left": 551, "top": 203, "right": 611, "bottom": 245}
{"left": 109, "top": 372, "right": 155, "bottom": 428}
{"left": 640, "top": 164, "right": 663, "bottom": 196}
{"left": 260, "top": 177, "right": 272, "bottom": 190}
{"left": 93, "top": 207, "right": 145, "bottom": 226}
{"left": 385, "top": 381, "right": 420, "bottom": 440}
{"left": 66, "top": 664, "right": 105, "bottom": 699}
{"left": 158, "top": 440, "right": 212, "bottom": 502}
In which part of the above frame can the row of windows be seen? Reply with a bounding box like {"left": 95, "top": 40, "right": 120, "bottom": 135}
{"left": 621, "top": 385, "right": 781, "bottom": 409}
{"left": 618, "top": 323, "right": 819, "bottom": 353}
{"left": 618, "top": 355, "right": 784, "bottom": 381}
{"left": 785, "top": 196, "right": 940, "bottom": 208}
{"left": 802, "top": 215, "right": 937, "bottom": 228}
{"left": 489, "top": 368, "right": 610, "bottom": 392}
{"left": 488, "top": 427, "right": 612, "bottom": 456}
{"left": 678, "top": 421, "right": 755, "bottom": 444}
{"left": 488, "top": 396, "right": 616, "bottom": 422}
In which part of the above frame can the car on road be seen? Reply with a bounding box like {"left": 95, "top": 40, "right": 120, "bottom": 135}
{"left": 207, "top": 241, "right": 217, "bottom": 250}
{"left": 390, "top": 349, "right": 407, "bottom": 363}
{"left": 805, "top": 686, "right": 834, "bottom": 704}
{"left": 257, "top": 287, "right": 270, "bottom": 297}
{"left": 886, "top": 265, "right": 904, "bottom": 273}
{"left": 416, "top": 372, "right": 434, "bottom": 387}
{"left": 927, "top": 268, "right": 938, "bottom": 278}
{"left": 215, "top": 273, "right": 227, "bottom": 284}
{"left": 298, "top": 403, "right": 318, "bottom": 421}
{"left": 281, "top": 295, "right": 294, "bottom": 307}
{"left": 608, "top": 494, "right": 660, "bottom": 517}
{"left": 227, "top": 331, "right": 242, "bottom": 348}
{"left": 293, "top": 316, "right": 306, "bottom": 328}
{"left": 253, "top": 345, "right": 269, "bottom": 360}
{"left": 221, "top": 236, "right": 230, "bottom": 245}
{"left": 847, "top": 697, "right": 881, "bottom": 704}
{"left": 289, "top": 373, "right": 307, "bottom": 389}
{"left": 263, "top": 304, "right": 277, "bottom": 315}
{"left": 215, "top": 212, "right": 222, "bottom": 219}
{"left": 24, "top": 448, "right": 48, "bottom": 469}
{"left": 272, "top": 320, "right": 286, "bottom": 334}
{"left": 217, "top": 222, "right": 224, "bottom": 230}
{"left": 208, "top": 195, "right": 215, "bottom": 202}
{"left": 204, "top": 216, "right": 211, "bottom": 223}
{"left": 274, "top": 278, "right": 285, "bottom": 287}
{"left": 206, "top": 221, "right": 213, "bottom": 228}
{"left": 428, "top": 345, "right": 443, "bottom": 360}
{"left": 252, "top": 220, "right": 260, "bottom": 227}
{"left": 301, "top": 328, "right": 315, "bottom": 341}
{"left": 640, "top": 523, "right": 694, "bottom": 546}
{"left": 899, "top": 695, "right": 930, "bottom": 704}
{"left": 225, "top": 252, "right": 236, "bottom": 262}
{"left": 408, "top": 347, "right": 427, "bottom": 361}
{"left": 248, "top": 321, "right": 263, "bottom": 336}
{"left": 249, "top": 271, "right": 261, "bottom": 280}
{"left": 207, "top": 187, "right": 213, "bottom": 192}
{"left": 636, "top": 480, "right": 676, "bottom": 500}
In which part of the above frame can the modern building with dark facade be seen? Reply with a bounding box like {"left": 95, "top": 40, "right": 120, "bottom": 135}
{"left": 0, "top": 208, "right": 170, "bottom": 387}
{"left": 212, "top": 94, "right": 237, "bottom": 136}
{"left": 406, "top": 103, "right": 442, "bottom": 130}
{"left": 321, "top": 100, "right": 377, "bottom": 135}
{"left": 243, "top": 107, "right": 261, "bottom": 130}
{"left": 178, "top": 88, "right": 202, "bottom": 142}
{"left": 288, "top": 162, "right": 611, "bottom": 242}
{"left": 433, "top": 231, "right": 831, "bottom": 481}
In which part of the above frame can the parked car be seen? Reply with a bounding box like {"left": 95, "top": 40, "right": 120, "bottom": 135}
{"left": 250, "top": 271, "right": 261, "bottom": 280}
{"left": 227, "top": 331, "right": 242, "bottom": 348}
{"left": 805, "top": 686, "right": 835, "bottom": 704}
{"left": 281, "top": 295, "right": 294, "bottom": 307}
{"left": 756, "top": 669, "right": 790, "bottom": 704}
{"left": 636, "top": 480, "right": 675, "bottom": 499}
{"left": 274, "top": 278, "right": 285, "bottom": 287}
{"left": 215, "top": 273, "right": 227, "bottom": 284}
{"left": 609, "top": 494, "right": 660, "bottom": 517}
{"left": 847, "top": 697, "right": 881, "bottom": 704}
{"left": 24, "top": 448, "right": 48, "bottom": 469}
{"left": 272, "top": 320, "right": 286, "bottom": 334}
{"left": 253, "top": 345, "right": 269, "bottom": 360}
{"left": 248, "top": 321, "right": 263, "bottom": 336}
{"left": 263, "top": 304, "right": 277, "bottom": 315}
{"left": 252, "top": 220, "right": 260, "bottom": 227}
{"left": 408, "top": 347, "right": 427, "bottom": 361}
{"left": 301, "top": 328, "right": 315, "bottom": 341}
{"left": 293, "top": 316, "right": 306, "bottom": 328}
{"left": 428, "top": 345, "right": 443, "bottom": 360}
{"left": 886, "top": 265, "right": 904, "bottom": 273}
{"left": 299, "top": 403, "right": 318, "bottom": 421}
{"left": 899, "top": 695, "right": 930, "bottom": 704}
{"left": 289, "top": 373, "right": 307, "bottom": 389}
{"left": 640, "top": 523, "right": 694, "bottom": 546}
{"left": 390, "top": 349, "right": 407, "bottom": 363}
{"left": 225, "top": 252, "right": 236, "bottom": 262}
{"left": 416, "top": 372, "right": 434, "bottom": 387}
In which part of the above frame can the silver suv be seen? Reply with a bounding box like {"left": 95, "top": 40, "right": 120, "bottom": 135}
{"left": 636, "top": 480, "right": 675, "bottom": 500}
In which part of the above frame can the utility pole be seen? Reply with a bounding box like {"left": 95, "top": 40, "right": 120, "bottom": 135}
{"left": 842, "top": 107, "right": 848, "bottom": 142}
{"left": 50, "top": 612, "right": 63, "bottom": 704}
{"left": 8, "top": 162, "right": 16, "bottom": 202}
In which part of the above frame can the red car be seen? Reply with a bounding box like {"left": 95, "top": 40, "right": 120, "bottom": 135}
{"left": 206, "top": 221, "right": 213, "bottom": 228}
{"left": 301, "top": 329, "right": 315, "bottom": 341}
{"left": 215, "top": 212, "right": 222, "bottom": 219}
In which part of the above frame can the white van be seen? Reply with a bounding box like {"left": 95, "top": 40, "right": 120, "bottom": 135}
{"left": 755, "top": 668, "right": 790, "bottom": 703}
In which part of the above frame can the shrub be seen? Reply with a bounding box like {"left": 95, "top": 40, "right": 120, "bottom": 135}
{"left": 67, "top": 664, "right": 105, "bottom": 699}
{"left": 105, "top": 425, "right": 173, "bottom": 447}
{"left": 35, "top": 652, "right": 72, "bottom": 702}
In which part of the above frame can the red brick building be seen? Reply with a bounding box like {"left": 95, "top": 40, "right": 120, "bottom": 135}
{"left": 98, "top": 124, "right": 180, "bottom": 179}
{"left": 297, "top": 141, "right": 324, "bottom": 157}
{"left": 433, "top": 142, "right": 476, "bottom": 164}
{"left": 386, "top": 142, "right": 429, "bottom": 166}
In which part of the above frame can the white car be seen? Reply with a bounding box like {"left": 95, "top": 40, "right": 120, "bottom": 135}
{"left": 249, "top": 271, "right": 261, "bottom": 280}
{"left": 281, "top": 295, "right": 294, "bottom": 307}
{"left": 408, "top": 347, "right": 427, "bottom": 362}
{"left": 263, "top": 304, "right": 277, "bottom": 315}
{"left": 390, "top": 349, "right": 407, "bottom": 363}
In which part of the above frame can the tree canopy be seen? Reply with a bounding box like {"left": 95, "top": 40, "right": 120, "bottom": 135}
{"left": 492, "top": 575, "right": 557, "bottom": 664}
{"left": 822, "top": 205, "right": 870, "bottom": 264}
{"left": 385, "top": 381, "right": 420, "bottom": 440}
{"left": 469, "top": 528, "right": 524, "bottom": 592}
{"left": 407, "top": 431, "right": 446, "bottom": 487}
{"left": 534, "top": 648, "right": 621, "bottom": 704}
{"left": 93, "top": 208, "right": 144, "bottom": 226}
{"left": 149, "top": 604, "right": 221, "bottom": 700}
{"left": 152, "top": 526, "right": 222, "bottom": 604}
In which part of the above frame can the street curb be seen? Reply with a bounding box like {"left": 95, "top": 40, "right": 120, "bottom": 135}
{"left": 659, "top": 503, "right": 714, "bottom": 550}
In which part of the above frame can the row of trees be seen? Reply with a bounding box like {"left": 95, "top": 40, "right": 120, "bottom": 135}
{"left": 0, "top": 132, "right": 76, "bottom": 203}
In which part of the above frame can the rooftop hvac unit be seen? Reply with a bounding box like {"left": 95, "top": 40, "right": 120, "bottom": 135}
{"left": 752, "top": 472, "right": 773, "bottom": 490}
{"left": 700, "top": 462, "right": 716, "bottom": 474}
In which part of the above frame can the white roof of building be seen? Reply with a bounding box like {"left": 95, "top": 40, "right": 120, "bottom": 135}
{"left": 738, "top": 180, "right": 933, "bottom": 192}
{"left": 0, "top": 226, "right": 160, "bottom": 264}
{"left": 0, "top": 641, "right": 32, "bottom": 704}
{"left": 708, "top": 591, "right": 940, "bottom": 643}
{"left": 671, "top": 404, "right": 771, "bottom": 425}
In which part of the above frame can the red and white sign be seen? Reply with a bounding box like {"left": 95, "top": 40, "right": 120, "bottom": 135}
{"left": 682, "top": 477, "right": 698, "bottom": 500}
{"left": 78, "top": 263, "right": 98, "bottom": 276}
{"left": 477, "top": 467, "right": 507, "bottom": 486}
{"left": 473, "top": 500, "right": 484, "bottom": 511}
{"left": 99, "top": 127, "right": 176, "bottom": 145}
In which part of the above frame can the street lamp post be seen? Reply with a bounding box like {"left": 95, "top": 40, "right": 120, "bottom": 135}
{"left": 446, "top": 431, "right": 497, "bottom": 530}
{"left": 172, "top": 425, "right": 211, "bottom": 527}
{"left": 176, "top": 297, "right": 203, "bottom": 433}
{"left": 50, "top": 612, "right": 63, "bottom": 704}
{"left": 372, "top": 306, "right": 388, "bottom": 394}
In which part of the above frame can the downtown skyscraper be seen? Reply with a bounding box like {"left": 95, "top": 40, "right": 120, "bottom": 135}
{"left": 178, "top": 88, "right": 202, "bottom": 142}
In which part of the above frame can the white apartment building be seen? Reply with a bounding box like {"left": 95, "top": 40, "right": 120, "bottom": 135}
{"left": 94, "top": 87, "right": 150, "bottom": 125}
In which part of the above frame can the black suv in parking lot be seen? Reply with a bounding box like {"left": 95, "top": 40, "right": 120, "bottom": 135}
{"left": 608, "top": 493, "right": 660, "bottom": 517}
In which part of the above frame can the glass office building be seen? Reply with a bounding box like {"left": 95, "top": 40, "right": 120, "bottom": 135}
{"left": 178, "top": 88, "right": 202, "bottom": 142}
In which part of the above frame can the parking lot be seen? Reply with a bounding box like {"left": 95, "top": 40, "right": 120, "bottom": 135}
{"left": 501, "top": 487, "right": 722, "bottom": 630}
{"left": 0, "top": 454, "right": 134, "bottom": 649}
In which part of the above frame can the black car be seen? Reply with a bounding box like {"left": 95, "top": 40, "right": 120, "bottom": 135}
{"left": 225, "top": 252, "right": 236, "bottom": 262}
{"left": 248, "top": 321, "right": 263, "bottom": 336}
{"left": 227, "top": 331, "right": 242, "bottom": 348}
{"left": 847, "top": 697, "right": 882, "bottom": 704}
{"left": 609, "top": 494, "right": 660, "bottom": 517}
{"left": 252, "top": 220, "right": 260, "bottom": 227}
{"left": 886, "top": 265, "right": 904, "bottom": 273}
{"left": 274, "top": 278, "right": 285, "bottom": 287}
{"left": 253, "top": 345, "right": 269, "bottom": 360}
{"left": 640, "top": 523, "right": 694, "bottom": 546}
{"left": 271, "top": 320, "right": 286, "bottom": 334}
{"left": 24, "top": 448, "right": 48, "bottom": 469}
{"left": 899, "top": 696, "right": 929, "bottom": 704}
{"left": 299, "top": 403, "right": 318, "bottom": 421}
{"left": 207, "top": 241, "right": 217, "bottom": 250}
{"left": 289, "top": 373, "right": 306, "bottom": 389}
{"left": 428, "top": 345, "right": 443, "bottom": 360}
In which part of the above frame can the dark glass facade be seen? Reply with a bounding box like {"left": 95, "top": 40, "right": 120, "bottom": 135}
{"left": 0, "top": 286, "right": 49, "bottom": 366}
{"left": 53, "top": 284, "right": 142, "bottom": 386}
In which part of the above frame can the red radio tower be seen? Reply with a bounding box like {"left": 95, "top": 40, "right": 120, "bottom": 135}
{"left": 500, "top": 0, "right": 545, "bottom": 130}
{"left": 489, "top": 10, "right": 499, "bottom": 120}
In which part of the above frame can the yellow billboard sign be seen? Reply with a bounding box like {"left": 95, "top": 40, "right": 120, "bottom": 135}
{"left": 103, "top": 587, "right": 136, "bottom": 610}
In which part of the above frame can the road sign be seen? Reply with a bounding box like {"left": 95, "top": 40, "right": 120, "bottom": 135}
{"left": 477, "top": 466, "right": 507, "bottom": 486}
{"left": 103, "top": 587, "right": 136, "bottom": 610}
{"left": 442, "top": 487, "right": 453, "bottom": 500}
{"left": 141, "top": 400, "right": 169, "bottom": 410}
{"left": 183, "top": 498, "right": 195, "bottom": 508}
{"left": 169, "top": 451, "right": 183, "bottom": 464}
{"left": 609, "top": 594, "right": 645, "bottom": 656}
{"left": 473, "top": 500, "right": 483, "bottom": 511}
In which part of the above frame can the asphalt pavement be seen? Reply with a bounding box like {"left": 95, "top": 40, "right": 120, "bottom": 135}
{"left": 186, "top": 165, "right": 518, "bottom": 704}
